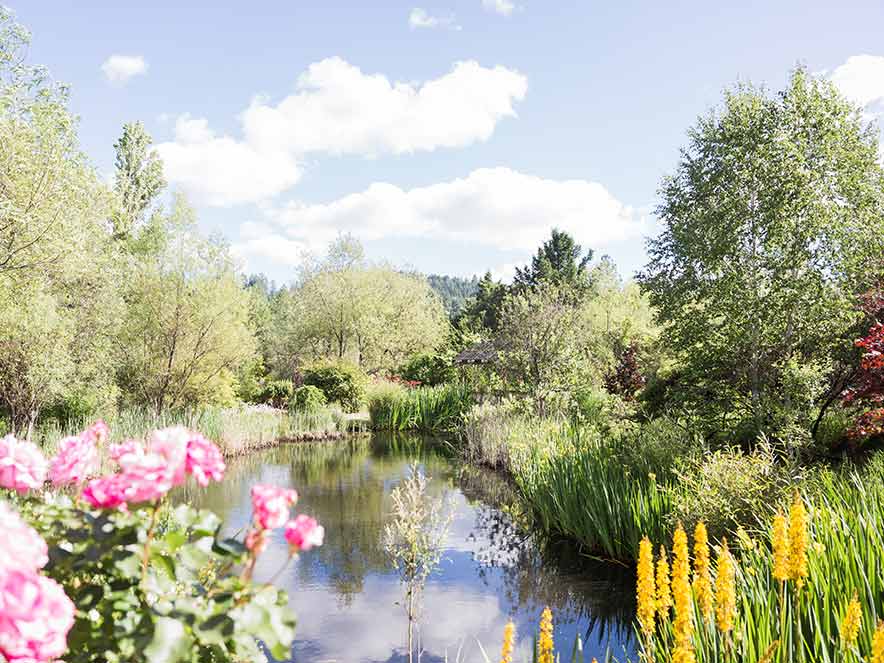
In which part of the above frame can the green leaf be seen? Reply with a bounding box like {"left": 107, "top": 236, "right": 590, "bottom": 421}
{"left": 144, "top": 617, "right": 193, "bottom": 663}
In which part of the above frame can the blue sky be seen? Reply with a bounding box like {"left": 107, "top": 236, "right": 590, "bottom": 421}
{"left": 12, "top": 1, "right": 884, "bottom": 283}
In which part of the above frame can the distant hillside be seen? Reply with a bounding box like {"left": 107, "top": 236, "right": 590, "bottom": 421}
{"left": 427, "top": 274, "right": 479, "bottom": 318}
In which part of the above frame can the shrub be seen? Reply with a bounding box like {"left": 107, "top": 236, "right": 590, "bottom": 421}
{"left": 290, "top": 385, "right": 327, "bottom": 413}
{"left": 303, "top": 361, "right": 367, "bottom": 412}
{"left": 397, "top": 352, "right": 454, "bottom": 386}
{"left": 253, "top": 379, "right": 294, "bottom": 408}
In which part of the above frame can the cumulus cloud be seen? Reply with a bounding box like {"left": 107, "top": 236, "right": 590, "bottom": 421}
{"left": 482, "top": 0, "right": 517, "bottom": 16}
{"left": 157, "top": 58, "right": 527, "bottom": 206}
{"left": 829, "top": 55, "right": 884, "bottom": 110}
{"left": 409, "top": 8, "right": 461, "bottom": 30}
{"left": 235, "top": 168, "right": 647, "bottom": 268}
{"left": 101, "top": 54, "right": 148, "bottom": 84}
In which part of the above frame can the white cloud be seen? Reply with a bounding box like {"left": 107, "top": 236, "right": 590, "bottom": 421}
{"left": 829, "top": 55, "right": 884, "bottom": 110}
{"left": 157, "top": 58, "right": 527, "bottom": 206}
{"left": 236, "top": 168, "right": 647, "bottom": 267}
{"left": 101, "top": 54, "right": 148, "bottom": 84}
{"left": 482, "top": 0, "right": 516, "bottom": 16}
{"left": 409, "top": 8, "right": 461, "bottom": 30}
{"left": 155, "top": 115, "right": 301, "bottom": 207}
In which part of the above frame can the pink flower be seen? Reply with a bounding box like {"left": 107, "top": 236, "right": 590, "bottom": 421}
{"left": 147, "top": 427, "right": 189, "bottom": 486}
{"left": 284, "top": 515, "right": 324, "bottom": 552}
{"left": 0, "top": 504, "right": 48, "bottom": 573}
{"left": 250, "top": 484, "right": 298, "bottom": 530}
{"left": 0, "top": 436, "right": 47, "bottom": 493}
{"left": 83, "top": 452, "right": 172, "bottom": 509}
{"left": 245, "top": 529, "right": 267, "bottom": 555}
{"left": 108, "top": 439, "right": 143, "bottom": 462}
{"left": 48, "top": 435, "right": 98, "bottom": 486}
{"left": 185, "top": 435, "right": 225, "bottom": 487}
{"left": 0, "top": 568, "right": 74, "bottom": 662}
{"left": 81, "top": 420, "right": 109, "bottom": 445}
{"left": 82, "top": 474, "right": 129, "bottom": 510}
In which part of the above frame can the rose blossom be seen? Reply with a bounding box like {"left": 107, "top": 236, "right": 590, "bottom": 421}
{"left": 245, "top": 529, "right": 267, "bottom": 555}
{"left": 81, "top": 420, "right": 109, "bottom": 445}
{"left": 48, "top": 435, "right": 98, "bottom": 486}
{"left": 108, "top": 439, "right": 143, "bottom": 462}
{"left": 250, "top": 484, "right": 298, "bottom": 530}
{"left": 0, "top": 504, "right": 48, "bottom": 572}
{"left": 0, "top": 436, "right": 47, "bottom": 493}
{"left": 0, "top": 568, "right": 74, "bottom": 662}
{"left": 284, "top": 515, "right": 324, "bottom": 552}
{"left": 147, "top": 427, "right": 190, "bottom": 486}
{"left": 81, "top": 474, "right": 129, "bottom": 510}
{"left": 185, "top": 434, "right": 225, "bottom": 487}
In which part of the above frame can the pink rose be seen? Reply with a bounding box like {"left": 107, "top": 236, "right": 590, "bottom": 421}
{"left": 0, "top": 504, "right": 48, "bottom": 573}
{"left": 82, "top": 474, "right": 129, "bottom": 510}
{"left": 0, "top": 568, "right": 74, "bottom": 662}
{"left": 83, "top": 452, "right": 172, "bottom": 509}
{"left": 147, "top": 427, "right": 189, "bottom": 486}
{"left": 48, "top": 435, "right": 98, "bottom": 486}
{"left": 0, "top": 436, "right": 47, "bottom": 493}
{"left": 250, "top": 484, "right": 298, "bottom": 530}
{"left": 81, "top": 420, "right": 109, "bottom": 445}
{"left": 284, "top": 515, "right": 324, "bottom": 552}
{"left": 185, "top": 435, "right": 225, "bottom": 487}
{"left": 108, "top": 439, "right": 143, "bottom": 462}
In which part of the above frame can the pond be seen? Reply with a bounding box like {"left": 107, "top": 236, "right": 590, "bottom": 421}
{"left": 183, "top": 434, "right": 635, "bottom": 663}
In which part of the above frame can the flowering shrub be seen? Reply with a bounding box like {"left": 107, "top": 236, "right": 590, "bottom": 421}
{"left": 0, "top": 422, "right": 322, "bottom": 663}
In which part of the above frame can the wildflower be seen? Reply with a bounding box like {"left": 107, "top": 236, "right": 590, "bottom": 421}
{"left": 714, "top": 538, "right": 736, "bottom": 634}
{"left": 839, "top": 593, "right": 862, "bottom": 651}
{"left": 872, "top": 621, "right": 884, "bottom": 663}
{"left": 771, "top": 511, "right": 789, "bottom": 582}
{"left": 0, "top": 567, "right": 75, "bottom": 663}
{"left": 184, "top": 434, "right": 225, "bottom": 487}
{"left": 656, "top": 545, "right": 672, "bottom": 615}
{"left": 537, "top": 606, "right": 554, "bottom": 663}
{"left": 637, "top": 536, "right": 656, "bottom": 637}
{"left": 499, "top": 621, "right": 515, "bottom": 663}
{"left": 48, "top": 435, "right": 98, "bottom": 486}
{"left": 284, "top": 515, "right": 324, "bottom": 552}
{"left": 693, "top": 522, "right": 713, "bottom": 621}
{"left": 672, "top": 523, "right": 694, "bottom": 659}
{"left": 250, "top": 484, "right": 298, "bottom": 530}
{"left": 0, "top": 503, "right": 48, "bottom": 572}
{"left": 0, "top": 436, "right": 47, "bottom": 493}
{"left": 788, "top": 492, "right": 808, "bottom": 589}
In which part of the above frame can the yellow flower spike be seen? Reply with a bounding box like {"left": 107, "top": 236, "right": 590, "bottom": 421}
{"left": 839, "top": 593, "right": 862, "bottom": 651}
{"left": 656, "top": 545, "right": 672, "bottom": 616}
{"left": 788, "top": 492, "right": 809, "bottom": 589}
{"left": 637, "top": 536, "right": 656, "bottom": 638}
{"left": 537, "top": 606, "right": 554, "bottom": 663}
{"left": 872, "top": 621, "right": 884, "bottom": 663}
{"left": 714, "top": 538, "right": 736, "bottom": 634}
{"left": 771, "top": 511, "right": 790, "bottom": 582}
{"left": 692, "top": 522, "right": 713, "bottom": 622}
{"left": 672, "top": 523, "right": 694, "bottom": 659}
{"left": 499, "top": 621, "right": 515, "bottom": 663}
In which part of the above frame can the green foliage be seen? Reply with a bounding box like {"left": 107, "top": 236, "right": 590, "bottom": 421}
{"left": 426, "top": 274, "right": 479, "bottom": 319}
{"left": 253, "top": 379, "right": 295, "bottom": 408}
{"left": 639, "top": 67, "right": 884, "bottom": 441}
{"left": 456, "top": 271, "right": 507, "bottom": 332}
{"left": 513, "top": 228, "right": 593, "bottom": 297}
{"left": 18, "top": 498, "right": 295, "bottom": 662}
{"left": 303, "top": 360, "right": 367, "bottom": 412}
{"left": 398, "top": 352, "right": 455, "bottom": 386}
{"left": 368, "top": 383, "right": 473, "bottom": 432}
{"left": 111, "top": 121, "right": 166, "bottom": 240}
{"left": 290, "top": 385, "right": 327, "bottom": 413}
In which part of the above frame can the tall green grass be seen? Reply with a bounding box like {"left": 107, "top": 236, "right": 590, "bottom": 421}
{"left": 368, "top": 383, "right": 473, "bottom": 432}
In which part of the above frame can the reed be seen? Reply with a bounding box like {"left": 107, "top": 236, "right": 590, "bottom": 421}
{"left": 368, "top": 383, "right": 473, "bottom": 433}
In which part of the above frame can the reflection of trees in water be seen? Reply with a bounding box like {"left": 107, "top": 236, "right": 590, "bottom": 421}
{"left": 456, "top": 465, "right": 635, "bottom": 645}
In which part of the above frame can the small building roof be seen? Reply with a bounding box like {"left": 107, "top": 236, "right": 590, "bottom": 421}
{"left": 453, "top": 339, "right": 499, "bottom": 366}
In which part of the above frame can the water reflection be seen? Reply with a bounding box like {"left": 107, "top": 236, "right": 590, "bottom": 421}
{"left": 182, "top": 434, "right": 635, "bottom": 662}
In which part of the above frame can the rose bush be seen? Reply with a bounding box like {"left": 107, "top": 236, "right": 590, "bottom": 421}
{"left": 0, "top": 422, "right": 322, "bottom": 663}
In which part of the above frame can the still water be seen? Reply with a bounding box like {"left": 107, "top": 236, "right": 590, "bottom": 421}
{"left": 185, "top": 434, "right": 635, "bottom": 663}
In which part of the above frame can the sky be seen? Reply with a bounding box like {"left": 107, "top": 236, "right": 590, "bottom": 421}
{"left": 11, "top": 1, "right": 884, "bottom": 284}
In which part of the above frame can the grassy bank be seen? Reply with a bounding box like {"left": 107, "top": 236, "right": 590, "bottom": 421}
{"left": 367, "top": 382, "right": 473, "bottom": 433}
{"left": 30, "top": 404, "right": 359, "bottom": 456}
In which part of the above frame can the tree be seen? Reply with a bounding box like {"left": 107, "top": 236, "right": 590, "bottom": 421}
{"left": 0, "top": 9, "right": 120, "bottom": 435}
{"left": 639, "top": 68, "right": 884, "bottom": 439}
{"left": 513, "top": 228, "right": 593, "bottom": 296}
{"left": 426, "top": 274, "right": 479, "bottom": 318}
{"left": 271, "top": 237, "right": 448, "bottom": 375}
{"left": 117, "top": 195, "right": 257, "bottom": 413}
{"left": 111, "top": 121, "right": 166, "bottom": 240}
{"left": 456, "top": 271, "right": 506, "bottom": 332}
